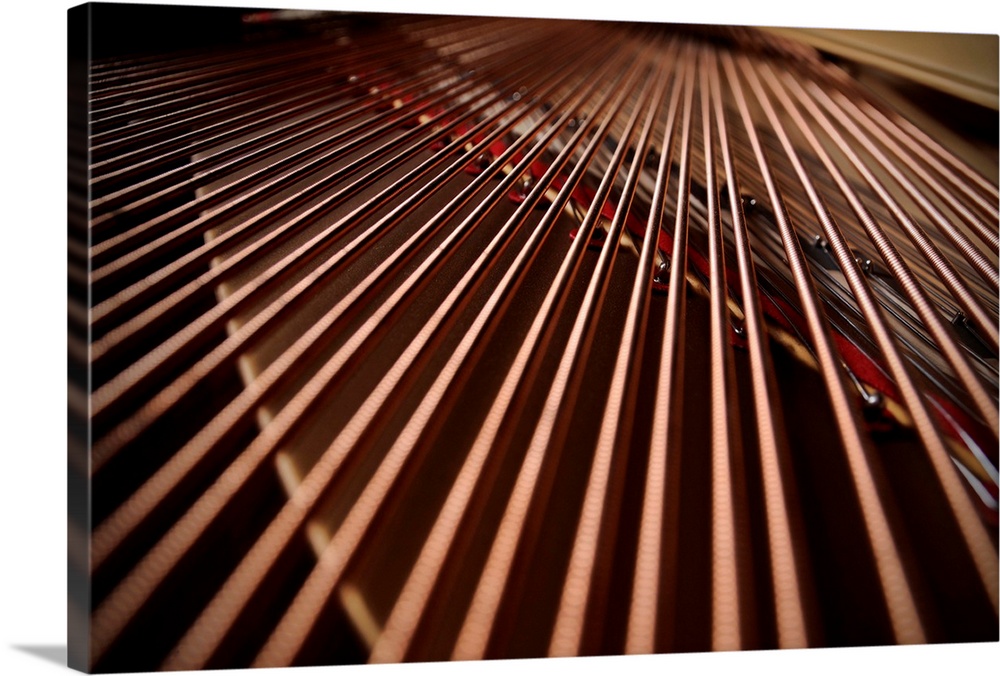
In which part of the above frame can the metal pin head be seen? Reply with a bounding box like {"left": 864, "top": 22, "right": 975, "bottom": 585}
{"left": 466, "top": 150, "right": 495, "bottom": 175}
{"left": 515, "top": 174, "right": 534, "bottom": 198}
{"left": 654, "top": 260, "right": 671, "bottom": 285}
{"left": 652, "top": 260, "right": 671, "bottom": 295}
{"left": 862, "top": 389, "right": 884, "bottom": 411}
{"left": 591, "top": 221, "right": 609, "bottom": 242}
{"left": 850, "top": 249, "right": 874, "bottom": 275}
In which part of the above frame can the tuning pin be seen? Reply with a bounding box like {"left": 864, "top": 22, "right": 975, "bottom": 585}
{"left": 654, "top": 260, "right": 670, "bottom": 284}
{"left": 515, "top": 173, "right": 534, "bottom": 196}
{"left": 841, "top": 360, "right": 885, "bottom": 416}
{"left": 508, "top": 173, "right": 536, "bottom": 204}
{"left": 861, "top": 388, "right": 884, "bottom": 411}
{"left": 730, "top": 317, "right": 748, "bottom": 349}
{"left": 651, "top": 260, "right": 671, "bottom": 295}
{"left": 465, "top": 150, "right": 494, "bottom": 175}
{"left": 851, "top": 249, "right": 874, "bottom": 275}
{"left": 588, "top": 223, "right": 608, "bottom": 250}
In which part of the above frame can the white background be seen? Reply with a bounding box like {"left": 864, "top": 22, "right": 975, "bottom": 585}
{"left": 1, "top": 1, "right": 997, "bottom": 675}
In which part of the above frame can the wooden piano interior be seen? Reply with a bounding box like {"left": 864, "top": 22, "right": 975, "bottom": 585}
{"left": 67, "top": 4, "right": 999, "bottom": 672}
